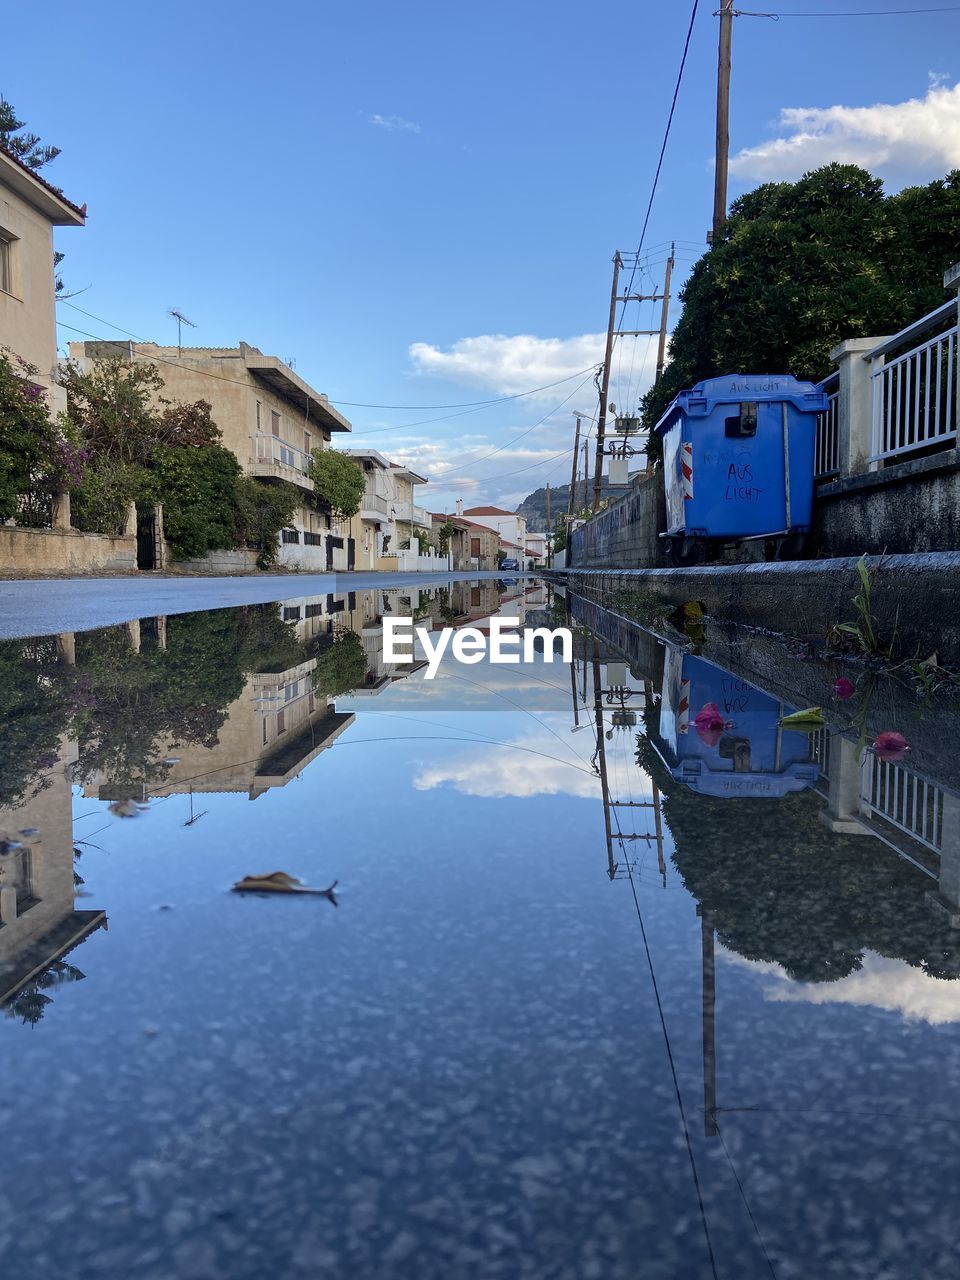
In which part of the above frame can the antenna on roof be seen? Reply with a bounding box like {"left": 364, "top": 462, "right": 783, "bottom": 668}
{"left": 167, "top": 308, "right": 196, "bottom": 357}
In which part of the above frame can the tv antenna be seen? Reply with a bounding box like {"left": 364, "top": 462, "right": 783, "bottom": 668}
{"left": 168, "top": 308, "right": 196, "bottom": 357}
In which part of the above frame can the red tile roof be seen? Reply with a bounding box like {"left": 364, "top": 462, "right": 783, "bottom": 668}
{"left": 462, "top": 505, "right": 516, "bottom": 517}
{"left": 0, "top": 145, "right": 86, "bottom": 222}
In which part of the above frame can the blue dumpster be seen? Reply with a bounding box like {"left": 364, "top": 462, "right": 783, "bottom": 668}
{"left": 655, "top": 649, "right": 819, "bottom": 798}
{"left": 653, "top": 373, "right": 828, "bottom": 563}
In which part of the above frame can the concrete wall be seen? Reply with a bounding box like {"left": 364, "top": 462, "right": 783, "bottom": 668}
{"left": 558, "top": 549, "right": 960, "bottom": 668}
{"left": 0, "top": 524, "right": 137, "bottom": 576}
{"left": 569, "top": 470, "right": 667, "bottom": 569}
{"left": 0, "top": 173, "right": 65, "bottom": 411}
{"left": 813, "top": 452, "right": 960, "bottom": 556}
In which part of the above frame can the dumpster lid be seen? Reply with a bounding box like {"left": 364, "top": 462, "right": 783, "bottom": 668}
{"left": 653, "top": 373, "right": 829, "bottom": 435}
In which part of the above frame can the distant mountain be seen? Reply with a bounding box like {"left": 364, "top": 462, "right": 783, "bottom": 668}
{"left": 517, "top": 475, "right": 643, "bottom": 530}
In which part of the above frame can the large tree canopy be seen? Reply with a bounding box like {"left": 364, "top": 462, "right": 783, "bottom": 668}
{"left": 642, "top": 163, "right": 960, "bottom": 457}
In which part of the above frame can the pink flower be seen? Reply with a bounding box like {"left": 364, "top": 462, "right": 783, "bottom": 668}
{"left": 693, "top": 701, "right": 732, "bottom": 748}
{"left": 874, "top": 731, "right": 910, "bottom": 763}
{"left": 834, "top": 677, "right": 856, "bottom": 700}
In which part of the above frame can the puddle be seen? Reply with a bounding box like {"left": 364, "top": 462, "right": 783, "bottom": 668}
{"left": 2, "top": 576, "right": 960, "bottom": 1278}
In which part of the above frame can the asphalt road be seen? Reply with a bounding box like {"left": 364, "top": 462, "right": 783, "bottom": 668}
{"left": 0, "top": 571, "right": 518, "bottom": 639}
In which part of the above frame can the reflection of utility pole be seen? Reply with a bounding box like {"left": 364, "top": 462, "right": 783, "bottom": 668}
{"left": 183, "top": 788, "right": 208, "bottom": 827}
{"left": 592, "top": 649, "right": 616, "bottom": 879}
{"left": 545, "top": 482, "right": 552, "bottom": 568}
{"left": 698, "top": 905, "right": 718, "bottom": 1137}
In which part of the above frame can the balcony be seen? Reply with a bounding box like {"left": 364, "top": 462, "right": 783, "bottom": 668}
{"left": 248, "top": 433, "right": 313, "bottom": 490}
{"left": 393, "top": 499, "right": 431, "bottom": 528}
{"left": 359, "top": 492, "right": 390, "bottom": 521}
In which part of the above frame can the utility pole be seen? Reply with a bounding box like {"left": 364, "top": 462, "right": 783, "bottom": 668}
{"left": 713, "top": 1, "right": 734, "bottom": 242}
{"left": 582, "top": 441, "right": 590, "bottom": 512}
{"left": 655, "top": 243, "right": 676, "bottom": 383}
{"left": 592, "top": 252, "right": 622, "bottom": 513}
{"left": 545, "top": 482, "right": 552, "bottom": 568}
{"left": 567, "top": 414, "right": 582, "bottom": 523}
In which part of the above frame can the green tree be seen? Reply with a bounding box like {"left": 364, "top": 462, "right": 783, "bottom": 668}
{"left": 309, "top": 449, "right": 365, "bottom": 520}
{"left": 233, "top": 476, "right": 300, "bottom": 569}
{"left": 0, "top": 350, "right": 81, "bottom": 523}
{"left": 152, "top": 445, "right": 245, "bottom": 559}
{"left": 642, "top": 164, "right": 960, "bottom": 459}
{"left": 0, "top": 96, "right": 60, "bottom": 170}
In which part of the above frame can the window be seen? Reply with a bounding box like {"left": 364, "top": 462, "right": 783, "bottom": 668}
{"left": 271, "top": 410, "right": 281, "bottom": 437}
{"left": 308, "top": 693, "right": 316, "bottom": 714}
{"left": 304, "top": 431, "right": 312, "bottom": 455}
{"left": 256, "top": 400, "right": 262, "bottom": 430}
{"left": 262, "top": 719, "right": 268, "bottom": 745}
{"left": 0, "top": 234, "right": 11, "bottom": 295}
{"left": 277, "top": 710, "right": 286, "bottom": 735}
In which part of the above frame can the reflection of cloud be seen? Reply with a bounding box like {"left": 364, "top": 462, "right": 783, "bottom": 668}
{"left": 725, "top": 949, "right": 960, "bottom": 1026}
{"left": 729, "top": 79, "right": 960, "bottom": 182}
{"left": 414, "top": 734, "right": 600, "bottom": 799}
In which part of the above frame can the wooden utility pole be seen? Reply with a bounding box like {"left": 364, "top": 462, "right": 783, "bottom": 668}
{"left": 545, "top": 482, "right": 551, "bottom": 568}
{"left": 655, "top": 243, "right": 676, "bottom": 383}
{"left": 712, "top": 1, "right": 734, "bottom": 242}
{"left": 582, "top": 441, "right": 590, "bottom": 512}
{"left": 567, "top": 414, "right": 582, "bottom": 523}
{"left": 592, "top": 252, "right": 622, "bottom": 513}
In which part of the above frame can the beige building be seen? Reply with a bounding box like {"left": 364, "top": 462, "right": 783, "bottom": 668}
{"left": 429, "top": 513, "right": 500, "bottom": 570}
{"left": 68, "top": 341, "right": 353, "bottom": 568}
{"left": 389, "top": 463, "right": 431, "bottom": 550}
{"left": 340, "top": 448, "right": 395, "bottom": 568}
{"left": 1, "top": 148, "right": 85, "bottom": 413}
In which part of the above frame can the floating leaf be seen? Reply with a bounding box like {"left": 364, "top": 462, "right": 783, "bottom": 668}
{"left": 778, "top": 707, "right": 827, "bottom": 730}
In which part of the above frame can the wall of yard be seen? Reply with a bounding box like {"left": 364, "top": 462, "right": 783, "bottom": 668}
{"left": 568, "top": 470, "right": 667, "bottom": 569}
{"left": 0, "top": 525, "right": 137, "bottom": 576}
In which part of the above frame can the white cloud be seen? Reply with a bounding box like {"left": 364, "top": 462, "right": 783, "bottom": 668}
{"left": 726, "top": 950, "right": 960, "bottom": 1026}
{"left": 409, "top": 332, "right": 608, "bottom": 397}
{"left": 729, "top": 79, "right": 960, "bottom": 183}
{"left": 369, "top": 113, "right": 422, "bottom": 134}
{"left": 414, "top": 733, "right": 600, "bottom": 799}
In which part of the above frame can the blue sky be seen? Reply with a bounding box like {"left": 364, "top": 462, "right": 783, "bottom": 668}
{"left": 7, "top": 1, "right": 960, "bottom": 509}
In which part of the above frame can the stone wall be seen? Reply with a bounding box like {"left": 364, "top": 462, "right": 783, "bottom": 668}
{"left": 569, "top": 470, "right": 667, "bottom": 568}
{"left": 166, "top": 546, "right": 262, "bottom": 575}
{"left": 0, "top": 525, "right": 137, "bottom": 576}
{"left": 813, "top": 453, "right": 960, "bottom": 557}
{"left": 557, "top": 549, "right": 960, "bottom": 668}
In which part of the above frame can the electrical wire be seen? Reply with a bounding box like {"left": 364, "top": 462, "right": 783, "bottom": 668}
{"left": 738, "top": 4, "right": 960, "bottom": 13}
{"left": 616, "top": 0, "right": 701, "bottom": 328}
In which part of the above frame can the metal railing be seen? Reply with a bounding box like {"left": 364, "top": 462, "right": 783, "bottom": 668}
{"left": 360, "top": 493, "right": 390, "bottom": 516}
{"left": 860, "top": 754, "right": 943, "bottom": 853}
{"left": 814, "top": 374, "right": 840, "bottom": 480}
{"left": 251, "top": 432, "right": 311, "bottom": 475}
{"left": 868, "top": 300, "right": 958, "bottom": 465}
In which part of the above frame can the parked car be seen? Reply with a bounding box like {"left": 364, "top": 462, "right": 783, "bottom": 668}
{"left": 500, "top": 557, "right": 520, "bottom": 571}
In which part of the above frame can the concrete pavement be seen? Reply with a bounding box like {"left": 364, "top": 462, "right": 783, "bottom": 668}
{"left": 0, "top": 571, "right": 520, "bottom": 639}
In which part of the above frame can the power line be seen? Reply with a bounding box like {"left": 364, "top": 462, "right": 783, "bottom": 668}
{"left": 617, "top": 0, "right": 702, "bottom": 328}
{"left": 54, "top": 302, "right": 598, "bottom": 416}
{"left": 739, "top": 4, "right": 960, "bottom": 13}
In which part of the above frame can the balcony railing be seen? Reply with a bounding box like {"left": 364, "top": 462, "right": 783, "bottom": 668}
{"left": 868, "top": 301, "right": 958, "bottom": 465}
{"left": 814, "top": 372, "right": 840, "bottom": 480}
{"left": 394, "top": 499, "right": 431, "bottom": 527}
{"left": 360, "top": 493, "right": 390, "bottom": 517}
{"left": 251, "top": 432, "right": 312, "bottom": 477}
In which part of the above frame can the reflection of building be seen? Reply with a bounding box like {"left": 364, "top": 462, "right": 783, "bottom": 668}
{"left": 1, "top": 147, "right": 85, "bottom": 413}
{"left": 0, "top": 734, "right": 106, "bottom": 1017}
{"left": 68, "top": 341, "right": 352, "bottom": 567}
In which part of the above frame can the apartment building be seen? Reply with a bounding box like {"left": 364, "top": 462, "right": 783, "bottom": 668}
{"left": 389, "top": 463, "right": 431, "bottom": 550}
{"left": 67, "top": 341, "right": 352, "bottom": 568}
{"left": 1, "top": 147, "right": 85, "bottom": 412}
{"left": 340, "top": 448, "right": 396, "bottom": 569}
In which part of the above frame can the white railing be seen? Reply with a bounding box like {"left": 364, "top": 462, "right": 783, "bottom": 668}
{"left": 809, "top": 726, "right": 831, "bottom": 780}
{"left": 394, "top": 500, "right": 431, "bottom": 527}
{"left": 252, "top": 432, "right": 311, "bottom": 475}
{"left": 815, "top": 373, "right": 840, "bottom": 480}
{"left": 360, "top": 493, "right": 390, "bottom": 516}
{"left": 868, "top": 301, "right": 958, "bottom": 465}
{"left": 860, "top": 754, "right": 943, "bottom": 853}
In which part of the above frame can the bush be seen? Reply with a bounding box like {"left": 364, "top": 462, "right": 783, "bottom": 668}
{"left": 152, "top": 445, "right": 243, "bottom": 559}
{"left": 234, "top": 477, "right": 301, "bottom": 568}
{"left": 312, "top": 629, "right": 368, "bottom": 696}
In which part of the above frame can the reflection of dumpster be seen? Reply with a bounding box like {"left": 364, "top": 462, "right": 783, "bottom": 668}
{"left": 657, "top": 649, "right": 818, "bottom": 798}
{"left": 654, "top": 373, "right": 828, "bottom": 564}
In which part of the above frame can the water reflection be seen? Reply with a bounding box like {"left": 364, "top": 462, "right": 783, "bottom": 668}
{"left": 3, "top": 576, "right": 960, "bottom": 1277}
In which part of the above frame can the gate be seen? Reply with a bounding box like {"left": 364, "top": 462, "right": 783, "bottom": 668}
{"left": 347, "top": 538, "right": 356, "bottom": 570}
{"left": 136, "top": 507, "right": 158, "bottom": 571}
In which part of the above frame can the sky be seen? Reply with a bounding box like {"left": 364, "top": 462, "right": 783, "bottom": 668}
{"left": 7, "top": 1, "right": 960, "bottom": 511}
